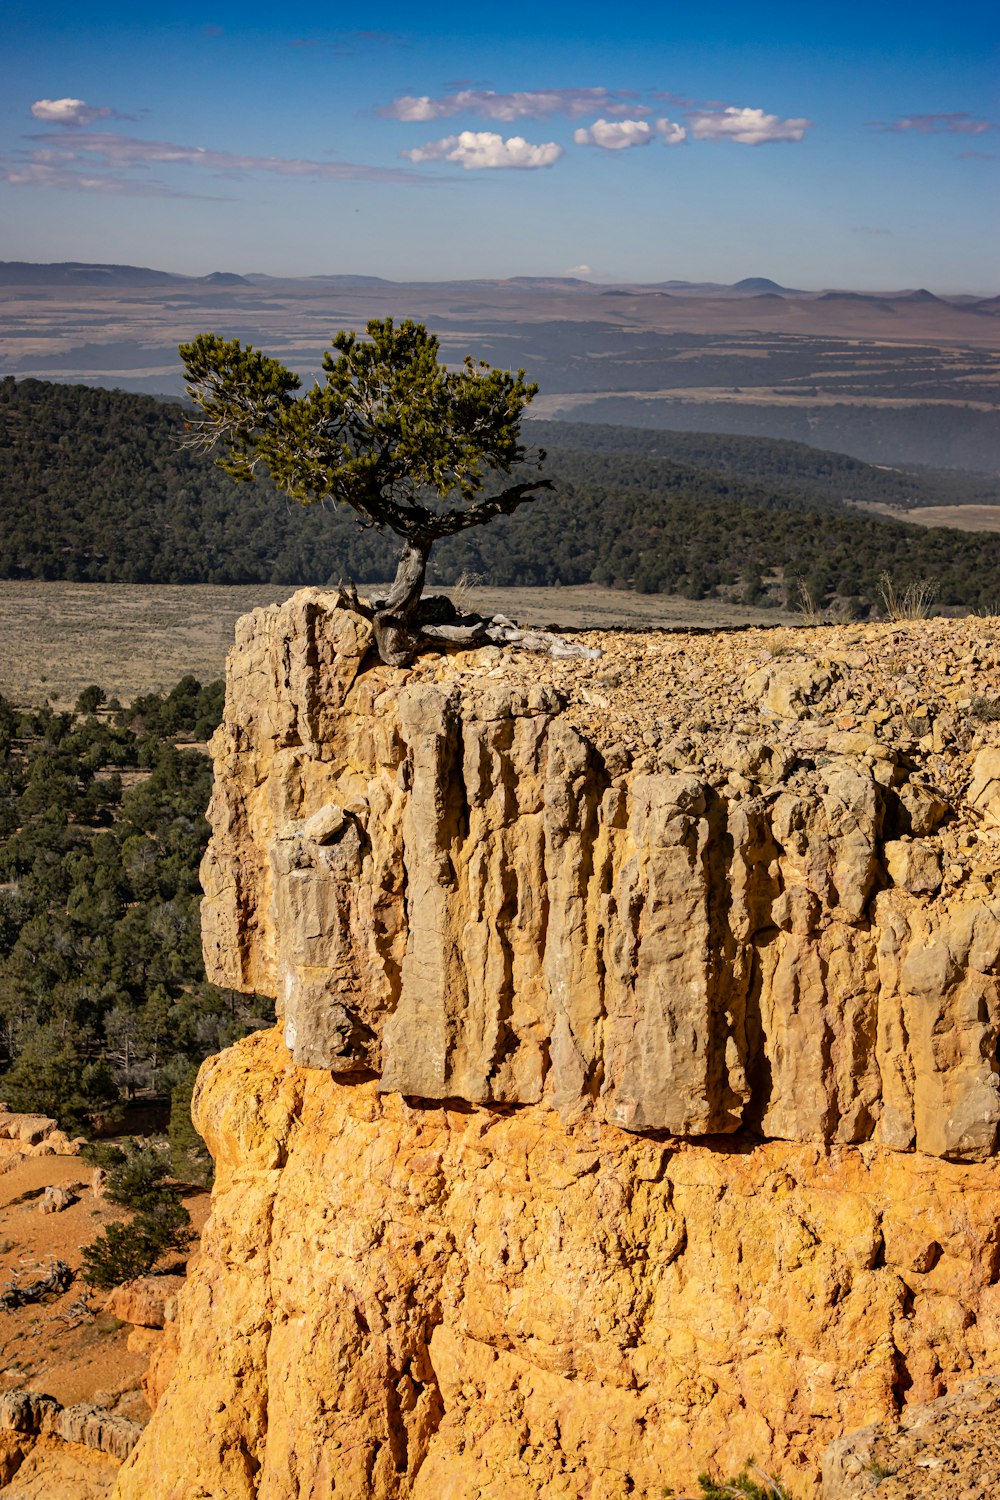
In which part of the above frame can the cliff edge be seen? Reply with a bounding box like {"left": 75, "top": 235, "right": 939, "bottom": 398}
{"left": 115, "top": 592, "right": 1000, "bottom": 1498}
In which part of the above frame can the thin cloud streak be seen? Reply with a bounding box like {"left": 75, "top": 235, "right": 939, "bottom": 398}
{"left": 19, "top": 130, "right": 427, "bottom": 184}
{"left": 0, "top": 161, "right": 216, "bottom": 197}
{"left": 868, "top": 112, "right": 994, "bottom": 135}
{"left": 382, "top": 87, "right": 646, "bottom": 122}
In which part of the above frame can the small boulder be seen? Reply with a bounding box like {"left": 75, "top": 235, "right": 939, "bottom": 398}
{"left": 0, "top": 1112, "right": 56, "bottom": 1146}
{"left": 744, "top": 659, "right": 836, "bottom": 720}
{"left": 969, "top": 748, "right": 1000, "bottom": 824}
{"left": 107, "top": 1274, "right": 186, "bottom": 1329}
{"left": 37, "top": 1185, "right": 78, "bottom": 1215}
{"left": 884, "top": 839, "right": 943, "bottom": 894}
{"left": 896, "top": 779, "right": 949, "bottom": 836}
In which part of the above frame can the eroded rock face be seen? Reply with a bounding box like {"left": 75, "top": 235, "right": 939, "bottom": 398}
{"left": 200, "top": 592, "right": 1000, "bottom": 1161}
{"left": 116, "top": 596, "right": 1000, "bottom": 1500}
{"left": 106, "top": 1275, "right": 185, "bottom": 1330}
{"left": 113, "top": 1029, "right": 1000, "bottom": 1500}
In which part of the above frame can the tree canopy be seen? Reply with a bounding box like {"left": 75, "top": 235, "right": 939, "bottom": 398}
{"left": 4, "top": 376, "right": 1000, "bottom": 616}
{"left": 0, "top": 678, "right": 272, "bottom": 1134}
{"left": 179, "top": 318, "right": 551, "bottom": 660}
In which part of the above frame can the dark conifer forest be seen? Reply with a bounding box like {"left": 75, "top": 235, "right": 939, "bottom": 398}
{"left": 0, "top": 678, "right": 272, "bottom": 1133}
{"left": 2, "top": 376, "right": 999, "bottom": 613}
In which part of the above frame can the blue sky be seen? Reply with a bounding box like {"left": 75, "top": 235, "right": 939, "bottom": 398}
{"left": 1, "top": 0, "right": 997, "bottom": 290}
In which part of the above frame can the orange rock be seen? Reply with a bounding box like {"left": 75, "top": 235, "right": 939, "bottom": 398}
{"left": 139, "top": 1320, "right": 180, "bottom": 1414}
{"left": 114, "top": 1028, "right": 1000, "bottom": 1500}
{"left": 112, "top": 598, "right": 1000, "bottom": 1500}
{"left": 125, "top": 1328, "right": 161, "bottom": 1358}
{"left": 106, "top": 1276, "right": 186, "bottom": 1330}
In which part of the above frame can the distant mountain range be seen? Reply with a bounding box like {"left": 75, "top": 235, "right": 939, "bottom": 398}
{"left": 2, "top": 261, "right": 997, "bottom": 471}
{"left": 0, "top": 262, "right": 253, "bottom": 288}
{"left": 0, "top": 261, "right": 993, "bottom": 307}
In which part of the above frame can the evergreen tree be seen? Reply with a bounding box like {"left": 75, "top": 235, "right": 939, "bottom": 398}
{"left": 180, "top": 319, "right": 551, "bottom": 663}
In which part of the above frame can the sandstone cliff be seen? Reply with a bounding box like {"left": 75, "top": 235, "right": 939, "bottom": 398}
{"left": 115, "top": 594, "right": 1000, "bottom": 1499}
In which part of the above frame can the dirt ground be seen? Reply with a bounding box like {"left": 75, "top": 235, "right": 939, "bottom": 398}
{"left": 0, "top": 1144, "right": 208, "bottom": 1421}
{"left": 0, "top": 581, "right": 796, "bottom": 709}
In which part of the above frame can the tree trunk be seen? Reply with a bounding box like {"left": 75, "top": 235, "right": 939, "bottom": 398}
{"left": 372, "top": 538, "right": 431, "bottom": 666}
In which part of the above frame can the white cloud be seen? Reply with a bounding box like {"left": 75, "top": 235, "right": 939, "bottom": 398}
{"left": 656, "top": 118, "right": 687, "bottom": 146}
{"left": 574, "top": 118, "right": 653, "bottom": 150}
{"left": 688, "top": 106, "right": 812, "bottom": 145}
{"left": 402, "top": 131, "right": 562, "bottom": 169}
{"left": 565, "top": 264, "right": 592, "bottom": 276}
{"left": 31, "top": 98, "right": 117, "bottom": 127}
{"left": 383, "top": 87, "right": 646, "bottom": 122}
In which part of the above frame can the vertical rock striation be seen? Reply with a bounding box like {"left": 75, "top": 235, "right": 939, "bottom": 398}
{"left": 200, "top": 592, "right": 1000, "bottom": 1160}
{"left": 116, "top": 593, "right": 1000, "bottom": 1498}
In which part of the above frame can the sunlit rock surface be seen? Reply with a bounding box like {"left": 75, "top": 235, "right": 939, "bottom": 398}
{"left": 116, "top": 593, "right": 1000, "bottom": 1498}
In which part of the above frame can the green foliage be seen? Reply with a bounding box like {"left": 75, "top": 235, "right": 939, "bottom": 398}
{"left": 169, "top": 1064, "right": 213, "bottom": 1187}
{"left": 179, "top": 319, "right": 542, "bottom": 538}
{"left": 80, "top": 1135, "right": 194, "bottom": 1288}
{"left": 3, "top": 1025, "right": 117, "bottom": 1134}
{"left": 80, "top": 1141, "right": 128, "bottom": 1171}
{"left": 81, "top": 1222, "right": 160, "bottom": 1289}
{"left": 525, "top": 420, "right": 1000, "bottom": 508}
{"left": 698, "top": 1465, "right": 798, "bottom": 1499}
{"left": 120, "top": 676, "right": 225, "bottom": 741}
{"left": 2, "top": 377, "right": 1000, "bottom": 610}
{"left": 81, "top": 1198, "right": 193, "bottom": 1289}
{"left": 101, "top": 1138, "right": 175, "bottom": 1211}
{"left": 0, "top": 677, "right": 272, "bottom": 1126}
{"left": 75, "top": 685, "right": 106, "bottom": 716}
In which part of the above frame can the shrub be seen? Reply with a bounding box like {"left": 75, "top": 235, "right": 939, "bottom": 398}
{"left": 169, "top": 1065, "right": 213, "bottom": 1187}
{"left": 80, "top": 1138, "right": 194, "bottom": 1288}
{"left": 102, "top": 1139, "right": 175, "bottom": 1212}
{"left": 878, "top": 570, "right": 936, "bottom": 622}
{"left": 698, "top": 1464, "right": 799, "bottom": 1500}
{"left": 81, "top": 1220, "right": 165, "bottom": 1289}
{"left": 75, "top": 685, "right": 106, "bottom": 716}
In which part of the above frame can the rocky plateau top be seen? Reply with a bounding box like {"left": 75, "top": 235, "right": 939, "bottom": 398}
{"left": 200, "top": 593, "right": 1000, "bottom": 1158}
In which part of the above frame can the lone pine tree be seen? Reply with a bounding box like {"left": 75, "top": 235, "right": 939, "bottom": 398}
{"left": 179, "top": 318, "right": 551, "bottom": 664}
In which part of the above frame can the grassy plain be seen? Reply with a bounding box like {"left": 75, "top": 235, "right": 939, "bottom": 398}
{"left": 0, "top": 581, "right": 796, "bottom": 707}
{"left": 861, "top": 503, "right": 1000, "bottom": 533}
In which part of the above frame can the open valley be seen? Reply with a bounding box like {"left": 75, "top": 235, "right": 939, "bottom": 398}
{"left": 0, "top": 581, "right": 797, "bottom": 708}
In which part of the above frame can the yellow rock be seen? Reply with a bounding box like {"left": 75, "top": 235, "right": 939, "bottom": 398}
{"left": 114, "top": 1029, "right": 1000, "bottom": 1500}
{"left": 114, "top": 596, "right": 1000, "bottom": 1499}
